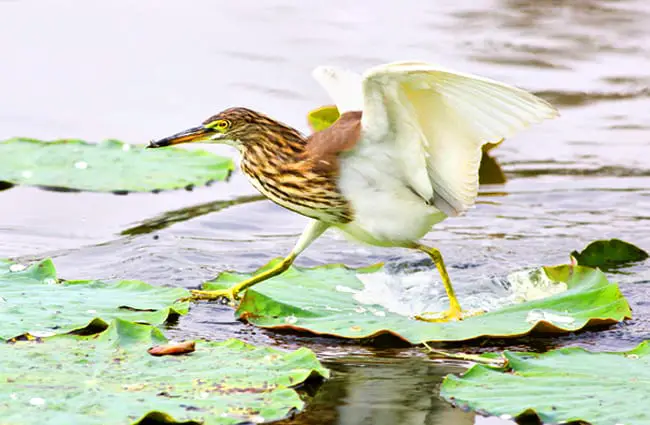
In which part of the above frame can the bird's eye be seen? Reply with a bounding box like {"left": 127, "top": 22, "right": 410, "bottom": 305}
{"left": 206, "top": 119, "right": 230, "bottom": 131}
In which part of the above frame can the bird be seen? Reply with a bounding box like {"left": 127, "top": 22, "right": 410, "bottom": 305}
{"left": 148, "top": 61, "right": 558, "bottom": 322}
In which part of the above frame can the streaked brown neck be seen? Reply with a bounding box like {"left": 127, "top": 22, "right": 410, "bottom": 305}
{"left": 239, "top": 123, "right": 306, "bottom": 164}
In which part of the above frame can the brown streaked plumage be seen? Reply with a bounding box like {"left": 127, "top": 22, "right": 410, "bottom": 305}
{"left": 204, "top": 107, "right": 361, "bottom": 224}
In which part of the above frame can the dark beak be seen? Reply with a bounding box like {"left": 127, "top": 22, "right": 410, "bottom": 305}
{"left": 147, "top": 126, "right": 215, "bottom": 148}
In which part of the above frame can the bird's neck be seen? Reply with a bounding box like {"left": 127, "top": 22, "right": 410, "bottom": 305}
{"left": 239, "top": 121, "right": 307, "bottom": 166}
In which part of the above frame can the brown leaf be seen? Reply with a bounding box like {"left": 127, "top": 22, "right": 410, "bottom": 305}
{"left": 148, "top": 340, "right": 196, "bottom": 356}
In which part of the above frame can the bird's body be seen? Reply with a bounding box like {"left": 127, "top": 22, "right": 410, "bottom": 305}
{"left": 337, "top": 130, "right": 448, "bottom": 246}
{"left": 148, "top": 61, "right": 558, "bottom": 321}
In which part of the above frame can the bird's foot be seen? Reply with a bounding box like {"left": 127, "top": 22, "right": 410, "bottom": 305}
{"left": 179, "top": 288, "right": 242, "bottom": 306}
{"left": 414, "top": 307, "right": 484, "bottom": 323}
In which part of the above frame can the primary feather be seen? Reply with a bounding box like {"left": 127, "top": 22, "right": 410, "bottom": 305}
{"left": 314, "top": 61, "right": 558, "bottom": 218}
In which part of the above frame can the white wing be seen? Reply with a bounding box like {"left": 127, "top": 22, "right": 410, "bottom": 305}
{"left": 313, "top": 61, "right": 558, "bottom": 217}
{"left": 360, "top": 61, "right": 558, "bottom": 216}
{"left": 312, "top": 66, "right": 363, "bottom": 113}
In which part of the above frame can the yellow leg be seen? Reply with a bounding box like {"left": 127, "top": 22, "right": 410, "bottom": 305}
{"left": 410, "top": 243, "right": 482, "bottom": 322}
{"left": 190, "top": 254, "right": 296, "bottom": 304}
{"left": 188, "top": 220, "right": 329, "bottom": 305}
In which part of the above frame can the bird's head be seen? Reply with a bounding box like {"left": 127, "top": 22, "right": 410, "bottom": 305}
{"left": 147, "top": 107, "right": 274, "bottom": 150}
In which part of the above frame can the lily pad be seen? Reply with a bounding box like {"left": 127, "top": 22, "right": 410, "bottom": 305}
{"left": 0, "top": 258, "right": 189, "bottom": 340}
{"left": 571, "top": 238, "right": 648, "bottom": 269}
{"left": 203, "top": 261, "right": 631, "bottom": 343}
{"left": 0, "top": 319, "right": 329, "bottom": 425}
{"left": 307, "top": 105, "right": 342, "bottom": 132}
{"left": 307, "top": 105, "right": 506, "bottom": 184}
{"left": 0, "top": 138, "right": 233, "bottom": 193}
{"left": 440, "top": 341, "right": 650, "bottom": 425}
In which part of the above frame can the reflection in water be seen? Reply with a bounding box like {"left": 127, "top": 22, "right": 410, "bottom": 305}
{"left": 120, "top": 194, "right": 264, "bottom": 235}
{"left": 280, "top": 358, "right": 475, "bottom": 425}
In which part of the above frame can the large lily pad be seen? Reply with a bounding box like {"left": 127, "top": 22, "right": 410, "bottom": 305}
{"left": 0, "top": 319, "right": 328, "bottom": 425}
{"left": 202, "top": 261, "right": 631, "bottom": 343}
{"left": 440, "top": 341, "right": 650, "bottom": 425}
{"left": 306, "top": 106, "right": 506, "bottom": 184}
{"left": 0, "top": 258, "right": 189, "bottom": 340}
{"left": 571, "top": 238, "right": 648, "bottom": 269}
{"left": 0, "top": 138, "right": 233, "bottom": 192}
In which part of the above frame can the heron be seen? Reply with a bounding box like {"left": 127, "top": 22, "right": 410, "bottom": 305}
{"left": 148, "top": 61, "right": 558, "bottom": 322}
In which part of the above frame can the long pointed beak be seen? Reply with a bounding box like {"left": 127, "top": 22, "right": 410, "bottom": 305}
{"left": 147, "top": 126, "right": 215, "bottom": 148}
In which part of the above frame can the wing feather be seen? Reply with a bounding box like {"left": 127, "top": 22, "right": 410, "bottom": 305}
{"left": 359, "top": 61, "right": 558, "bottom": 216}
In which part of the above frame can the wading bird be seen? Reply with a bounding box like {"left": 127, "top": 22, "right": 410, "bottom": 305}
{"left": 148, "top": 61, "right": 557, "bottom": 322}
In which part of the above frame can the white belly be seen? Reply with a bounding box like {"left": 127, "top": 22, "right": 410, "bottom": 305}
{"left": 335, "top": 142, "right": 447, "bottom": 247}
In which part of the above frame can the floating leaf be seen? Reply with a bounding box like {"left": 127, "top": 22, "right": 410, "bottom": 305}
{"left": 0, "top": 258, "right": 189, "bottom": 341}
{"left": 202, "top": 261, "right": 630, "bottom": 343}
{"left": 0, "top": 138, "right": 233, "bottom": 193}
{"left": 440, "top": 341, "right": 650, "bottom": 425}
{"left": 306, "top": 105, "right": 506, "bottom": 184}
{"left": 0, "top": 319, "right": 328, "bottom": 425}
{"left": 306, "top": 104, "right": 342, "bottom": 132}
{"left": 571, "top": 238, "right": 648, "bottom": 269}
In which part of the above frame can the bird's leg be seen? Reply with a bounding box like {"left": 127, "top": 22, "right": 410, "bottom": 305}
{"left": 189, "top": 220, "right": 330, "bottom": 305}
{"left": 409, "top": 243, "right": 482, "bottom": 322}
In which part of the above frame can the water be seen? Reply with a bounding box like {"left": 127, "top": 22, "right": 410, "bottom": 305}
{"left": 1, "top": 1, "right": 650, "bottom": 424}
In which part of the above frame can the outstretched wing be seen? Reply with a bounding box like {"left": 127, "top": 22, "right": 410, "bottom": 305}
{"left": 313, "top": 61, "right": 558, "bottom": 217}
{"left": 360, "top": 61, "right": 558, "bottom": 216}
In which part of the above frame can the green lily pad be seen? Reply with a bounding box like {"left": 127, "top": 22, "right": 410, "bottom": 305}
{"left": 306, "top": 105, "right": 506, "bottom": 184}
{"left": 440, "top": 341, "right": 650, "bottom": 425}
{"left": 307, "top": 105, "right": 342, "bottom": 132}
{"left": 0, "top": 319, "right": 328, "bottom": 425}
{"left": 202, "top": 261, "right": 631, "bottom": 343}
{"left": 0, "top": 258, "right": 189, "bottom": 341}
{"left": 0, "top": 138, "right": 233, "bottom": 193}
{"left": 571, "top": 238, "right": 648, "bottom": 269}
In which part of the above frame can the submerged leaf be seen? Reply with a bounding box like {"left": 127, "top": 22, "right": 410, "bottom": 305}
{"left": 440, "top": 341, "right": 650, "bottom": 425}
{"left": 0, "top": 138, "right": 233, "bottom": 192}
{"left": 202, "top": 260, "right": 631, "bottom": 343}
{"left": 0, "top": 258, "right": 189, "bottom": 341}
{"left": 0, "top": 319, "right": 328, "bottom": 425}
{"left": 571, "top": 238, "right": 649, "bottom": 269}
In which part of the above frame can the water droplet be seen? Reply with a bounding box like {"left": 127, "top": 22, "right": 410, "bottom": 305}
{"left": 526, "top": 309, "right": 575, "bottom": 325}
{"left": 285, "top": 315, "right": 298, "bottom": 325}
{"left": 9, "top": 264, "right": 26, "bottom": 272}
{"left": 335, "top": 285, "right": 357, "bottom": 294}
{"left": 9, "top": 393, "right": 17, "bottom": 400}
{"left": 350, "top": 325, "right": 362, "bottom": 332}
{"left": 44, "top": 278, "right": 57, "bottom": 285}
{"left": 324, "top": 305, "right": 341, "bottom": 311}
{"left": 122, "top": 144, "right": 131, "bottom": 152}
{"left": 29, "top": 398, "right": 45, "bottom": 406}
{"left": 250, "top": 415, "right": 265, "bottom": 424}
{"left": 87, "top": 309, "right": 97, "bottom": 314}
{"left": 354, "top": 306, "right": 367, "bottom": 313}
{"left": 500, "top": 414, "right": 513, "bottom": 420}
{"left": 74, "top": 161, "right": 88, "bottom": 169}
{"left": 372, "top": 310, "right": 386, "bottom": 317}
{"left": 30, "top": 330, "right": 55, "bottom": 338}
{"left": 21, "top": 170, "right": 33, "bottom": 178}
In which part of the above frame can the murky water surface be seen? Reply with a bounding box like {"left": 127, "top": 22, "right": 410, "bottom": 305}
{"left": 1, "top": 1, "right": 649, "bottom": 424}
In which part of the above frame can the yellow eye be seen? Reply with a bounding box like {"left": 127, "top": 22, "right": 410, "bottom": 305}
{"left": 206, "top": 119, "right": 230, "bottom": 131}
